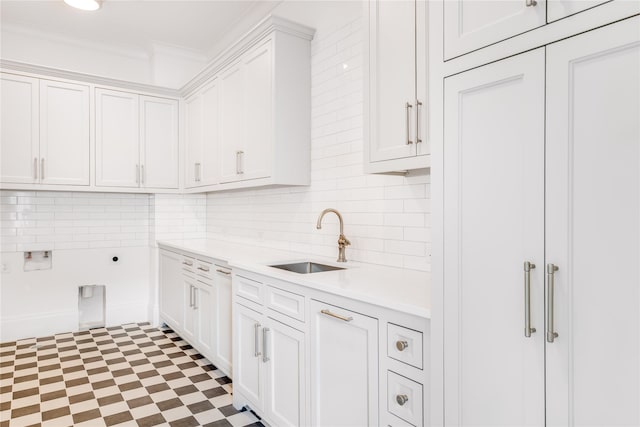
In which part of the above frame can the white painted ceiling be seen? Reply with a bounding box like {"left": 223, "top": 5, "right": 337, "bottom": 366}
{"left": 0, "top": 0, "right": 281, "bottom": 58}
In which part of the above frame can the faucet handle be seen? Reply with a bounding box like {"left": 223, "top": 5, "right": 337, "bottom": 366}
{"left": 338, "top": 234, "right": 351, "bottom": 247}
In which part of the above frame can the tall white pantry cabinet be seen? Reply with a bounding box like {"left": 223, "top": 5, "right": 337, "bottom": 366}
{"left": 442, "top": 15, "right": 640, "bottom": 427}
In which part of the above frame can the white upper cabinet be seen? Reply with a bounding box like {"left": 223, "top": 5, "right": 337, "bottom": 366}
{"left": 186, "top": 79, "right": 220, "bottom": 188}
{"left": 545, "top": 17, "right": 640, "bottom": 427}
{"left": 1, "top": 74, "right": 89, "bottom": 186}
{"left": 547, "top": 0, "right": 608, "bottom": 22}
{"left": 1, "top": 74, "right": 39, "bottom": 184}
{"left": 219, "top": 60, "right": 245, "bottom": 183}
{"left": 365, "top": 0, "right": 429, "bottom": 173}
{"left": 140, "top": 95, "right": 179, "bottom": 189}
{"left": 95, "top": 88, "right": 140, "bottom": 188}
{"left": 39, "top": 80, "right": 90, "bottom": 186}
{"left": 96, "top": 89, "right": 179, "bottom": 190}
{"left": 444, "top": 0, "right": 546, "bottom": 59}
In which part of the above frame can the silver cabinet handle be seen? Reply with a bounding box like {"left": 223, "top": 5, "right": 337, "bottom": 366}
{"left": 40, "top": 158, "right": 45, "bottom": 180}
{"left": 546, "top": 264, "right": 559, "bottom": 343}
{"left": 405, "top": 102, "right": 413, "bottom": 145}
{"left": 526, "top": 0, "right": 537, "bottom": 6}
{"left": 262, "top": 327, "right": 270, "bottom": 363}
{"left": 254, "top": 323, "right": 261, "bottom": 357}
{"left": 136, "top": 165, "right": 140, "bottom": 184}
{"left": 34, "top": 158, "right": 38, "bottom": 180}
{"left": 396, "top": 395, "right": 409, "bottom": 406}
{"left": 197, "top": 266, "right": 210, "bottom": 272}
{"left": 193, "top": 287, "right": 198, "bottom": 310}
{"left": 182, "top": 260, "right": 193, "bottom": 266}
{"left": 236, "top": 150, "right": 244, "bottom": 174}
{"left": 189, "top": 285, "right": 194, "bottom": 308}
{"left": 141, "top": 165, "right": 145, "bottom": 185}
{"left": 320, "top": 309, "right": 353, "bottom": 322}
{"left": 415, "top": 99, "right": 423, "bottom": 144}
{"left": 396, "top": 340, "right": 409, "bottom": 351}
{"left": 216, "top": 269, "right": 231, "bottom": 275}
{"left": 195, "top": 163, "right": 201, "bottom": 182}
{"left": 524, "top": 261, "right": 537, "bottom": 337}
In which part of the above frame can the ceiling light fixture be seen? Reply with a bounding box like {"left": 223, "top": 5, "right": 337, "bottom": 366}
{"left": 64, "top": 0, "right": 101, "bottom": 11}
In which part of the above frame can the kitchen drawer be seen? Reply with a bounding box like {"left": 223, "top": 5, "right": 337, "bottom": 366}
{"left": 386, "top": 413, "right": 414, "bottom": 427}
{"left": 195, "top": 259, "right": 213, "bottom": 279}
{"left": 235, "top": 274, "right": 264, "bottom": 305}
{"left": 387, "top": 371, "right": 423, "bottom": 426}
{"left": 388, "top": 323, "right": 423, "bottom": 369}
{"left": 266, "top": 285, "right": 305, "bottom": 322}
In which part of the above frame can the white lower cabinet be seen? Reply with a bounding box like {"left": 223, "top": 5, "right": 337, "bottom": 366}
{"left": 158, "top": 248, "right": 233, "bottom": 377}
{"left": 443, "top": 16, "right": 640, "bottom": 427}
{"left": 232, "top": 270, "right": 429, "bottom": 427}
{"left": 309, "top": 300, "right": 379, "bottom": 427}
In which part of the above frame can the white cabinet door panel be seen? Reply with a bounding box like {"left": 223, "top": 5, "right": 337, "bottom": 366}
{"left": 159, "top": 250, "right": 184, "bottom": 331}
{"left": 241, "top": 41, "right": 272, "bottom": 181}
{"left": 220, "top": 62, "right": 244, "bottom": 183}
{"left": 185, "top": 93, "right": 203, "bottom": 188}
{"left": 96, "top": 89, "right": 139, "bottom": 188}
{"left": 545, "top": 17, "right": 640, "bottom": 427}
{"left": 183, "top": 277, "right": 197, "bottom": 344}
{"left": 1, "top": 74, "right": 39, "bottom": 184}
{"left": 214, "top": 269, "right": 233, "bottom": 374}
{"left": 39, "top": 80, "right": 90, "bottom": 186}
{"left": 194, "top": 282, "right": 214, "bottom": 358}
{"left": 140, "top": 96, "right": 178, "bottom": 189}
{"left": 368, "top": 0, "right": 417, "bottom": 162}
{"left": 310, "top": 300, "right": 378, "bottom": 427}
{"left": 265, "top": 318, "right": 305, "bottom": 427}
{"left": 443, "top": 48, "right": 545, "bottom": 426}
{"left": 444, "top": 0, "right": 546, "bottom": 59}
{"left": 234, "top": 303, "right": 264, "bottom": 412}
{"left": 547, "top": 0, "right": 608, "bottom": 22}
{"left": 201, "top": 80, "right": 220, "bottom": 186}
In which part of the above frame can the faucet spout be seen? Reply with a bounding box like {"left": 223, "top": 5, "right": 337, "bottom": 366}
{"left": 316, "top": 208, "right": 350, "bottom": 262}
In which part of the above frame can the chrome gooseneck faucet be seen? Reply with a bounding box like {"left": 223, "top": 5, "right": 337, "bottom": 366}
{"left": 316, "top": 208, "right": 350, "bottom": 262}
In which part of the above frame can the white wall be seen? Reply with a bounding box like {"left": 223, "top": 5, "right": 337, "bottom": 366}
{"left": 206, "top": 11, "right": 431, "bottom": 272}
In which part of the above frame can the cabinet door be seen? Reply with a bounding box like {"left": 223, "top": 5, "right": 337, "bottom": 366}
{"left": 234, "top": 303, "right": 264, "bottom": 412}
{"left": 183, "top": 277, "right": 197, "bottom": 344}
{"left": 140, "top": 96, "right": 178, "bottom": 189}
{"left": 185, "top": 93, "right": 203, "bottom": 188}
{"left": 201, "top": 79, "right": 220, "bottom": 186}
{"left": 264, "top": 318, "right": 305, "bottom": 427}
{"left": 415, "top": 0, "right": 429, "bottom": 157}
{"left": 309, "top": 300, "right": 378, "bottom": 427}
{"left": 95, "top": 89, "right": 139, "bottom": 187}
{"left": 241, "top": 41, "right": 272, "bottom": 181}
{"left": 545, "top": 18, "right": 640, "bottom": 427}
{"left": 159, "top": 250, "right": 184, "bottom": 331}
{"left": 547, "top": 0, "right": 608, "bottom": 22}
{"left": 213, "top": 268, "right": 232, "bottom": 374}
{"left": 194, "top": 282, "right": 214, "bottom": 359}
{"left": 39, "top": 80, "right": 90, "bottom": 186}
{"left": 443, "top": 49, "right": 545, "bottom": 426}
{"left": 367, "top": 0, "right": 417, "bottom": 162}
{"left": 444, "top": 0, "right": 546, "bottom": 59}
{"left": 1, "top": 73, "right": 39, "bottom": 184}
{"left": 219, "top": 62, "right": 244, "bottom": 183}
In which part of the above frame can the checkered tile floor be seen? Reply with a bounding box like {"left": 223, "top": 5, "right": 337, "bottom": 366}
{"left": 0, "top": 323, "right": 263, "bottom": 427}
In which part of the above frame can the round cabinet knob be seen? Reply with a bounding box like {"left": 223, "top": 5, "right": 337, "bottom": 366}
{"left": 396, "top": 394, "right": 409, "bottom": 406}
{"left": 396, "top": 340, "right": 409, "bottom": 351}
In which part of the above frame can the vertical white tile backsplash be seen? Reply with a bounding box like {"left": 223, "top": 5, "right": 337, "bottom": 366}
{"left": 206, "top": 16, "right": 432, "bottom": 271}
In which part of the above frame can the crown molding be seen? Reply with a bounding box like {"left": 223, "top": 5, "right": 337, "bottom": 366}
{"left": 180, "top": 14, "right": 315, "bottom": 96}
{"left": 0, "top": 60, "right": 180, "bottom": 97}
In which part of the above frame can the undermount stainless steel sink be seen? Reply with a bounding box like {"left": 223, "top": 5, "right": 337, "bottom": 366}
{"left": 270, "top": 262, "right": 346, "bottom": 274}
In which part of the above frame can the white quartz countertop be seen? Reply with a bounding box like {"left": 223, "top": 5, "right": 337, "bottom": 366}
{"left": 157, "top": 239, "right": 431, "bottom": 319}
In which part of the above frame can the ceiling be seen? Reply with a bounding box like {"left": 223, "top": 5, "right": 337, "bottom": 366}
{"left": 0, "top": 0, "right": 281, "bottom": 58}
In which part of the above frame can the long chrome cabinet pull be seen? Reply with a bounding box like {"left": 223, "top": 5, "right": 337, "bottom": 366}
{"left": 405, "top": 102, "right": 413, "bottom": 145}
{"left": 34, "top": 158, "right": 38, "bottom": 180}
{"left": 254, "top": 323, "right": 261, "bottom": 357}
{"left": 415, "top": 100, "right": 423, "bottom": 144}
{"left": 141, "top": 165, "right": 145, "bottom": 185}
{"left": 320, "top": 309, "right": 353, "bottom": 322}
{"left": 193, "top": 287, "right": 198, "bottom": 310}
{"left": 195, "top": 163, "right": 201, "bottom": 182}
{"left": 262, "top": 327, "right": 270, "bottom": 363}
{"left": 546, "top": 264, "right": 559, "bottom": 343}
{"left": 189, "top": 285, "right": 193, "bottom": 307}
{"left": 524, "top": 261, "right": 536, "bottom": 337}
{"left": 136, "top": 165, "right": 140, "bottom": 184}
{"left": 40, "top": 158, "right": 45, "bottom": 180}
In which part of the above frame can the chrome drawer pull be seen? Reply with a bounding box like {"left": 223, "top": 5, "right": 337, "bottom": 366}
{"left": 216, "top": 269, "right": 231, "bottom": 275}
{"left": 396, "top": 340, "right": 409, "bottom": 351}
{"left": 197, "top": 266, "right": 210, "bottom": 272}
{"left": 396, "top": 395, "right": 409, "bottom": 406}
{"left": 182, "top": 261, "right": 193, "bottom": 266}
{"left": 320, "top": 309, "right": 353, "bottom": 322}
{"left": 524, "top": 261, "right": 536, "bottom": 337}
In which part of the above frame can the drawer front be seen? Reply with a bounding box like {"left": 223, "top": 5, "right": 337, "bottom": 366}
{"left": 385, "top": 413, "right": 414, "bottom": 427}
{"left": 266, "top": 285, "right": 305, "bottom": 322}
{"left": 195, "top": 259, "right": 213, "bottom": 279}
{"left": 388, "top": 371, "right": 423, "bottom": 426}
{"left": 388, "top": 323, "right": 423, "bottom": 369}
{"left": 235, "top": 275, "right": 264, "bottom": 305}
